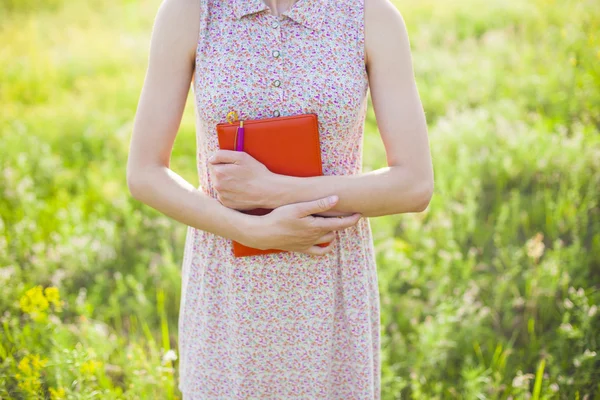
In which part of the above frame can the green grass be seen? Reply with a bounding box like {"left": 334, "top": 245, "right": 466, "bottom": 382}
{"left": 1, "top": 0, "right": 599, "bottom": 398}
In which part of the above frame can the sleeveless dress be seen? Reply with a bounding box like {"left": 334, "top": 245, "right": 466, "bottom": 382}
{"left": 178, "top": 0, "right": 380, "bottom": 398}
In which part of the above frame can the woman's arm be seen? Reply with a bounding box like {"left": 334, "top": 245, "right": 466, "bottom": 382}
{"left": 126, "top": 0, "right": 362, "bottom": 255}
{"left": 126, "top": 0, "right": 254, "bottom": 242}
{"left": 208, "top": 0, "right": 433, "bottom": 218}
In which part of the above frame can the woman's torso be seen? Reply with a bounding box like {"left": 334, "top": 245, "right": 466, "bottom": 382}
{"left": 187, "top": 0, "right": 374, "bottom": 267}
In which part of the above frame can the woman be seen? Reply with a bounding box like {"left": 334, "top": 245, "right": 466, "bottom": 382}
{"left": 126, "top": 0, "right": 433, "bottom": 397}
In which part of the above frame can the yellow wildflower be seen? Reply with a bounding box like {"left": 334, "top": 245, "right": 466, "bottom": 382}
{"left": 16, "top": 354, "right": 48, "bottom": 396}
{"left": 17, "top": 357, "right": 32, "bottom": 375}
{"left": 30, "top": 354, "right": 48, "bottom": 370}
{"left": 19, "top": 285, "right": 63, "bottom": 321}
{"left": 44, "top": 286, "right": 62, "bottom": 311}
{"left": 80, "top": 359, "right": 103, "bottom": 376}
{"left": 17, "top": 354, "right": 47, "bottom": 374}
{"left": 49, "top": 387, "right": 67, "bottom": 400}
{"left": 19, "top": 286, "right": 49, "bottom": 314}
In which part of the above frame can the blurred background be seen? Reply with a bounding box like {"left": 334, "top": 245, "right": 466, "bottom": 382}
{"left": 1, "top": 0, "right": 599, "bottom": 398}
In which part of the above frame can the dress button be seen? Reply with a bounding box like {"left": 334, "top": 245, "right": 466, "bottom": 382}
{"left": 272, "top": 50, "right": 280, "bottom": 58}
{"left": 273, "top": 110, "right": 281, "bottom": 117}
{"left": 271, "top": 21, "right": 280, "bottom": 29}
{"left": 273, "top": 79, "right": 281, "bottom": 87}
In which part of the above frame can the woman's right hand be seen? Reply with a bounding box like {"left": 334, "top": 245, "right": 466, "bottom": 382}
{"left": 243, "top": 195, "right": 362, "bottom": 256}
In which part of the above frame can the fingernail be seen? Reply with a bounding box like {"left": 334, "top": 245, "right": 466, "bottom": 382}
{"left": 328, "top": 195, "right": 338, "bottom": 205}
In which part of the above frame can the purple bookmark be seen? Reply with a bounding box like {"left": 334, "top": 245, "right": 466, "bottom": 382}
{"left": 235, "top": 120, "right": 245, "bottom": 152}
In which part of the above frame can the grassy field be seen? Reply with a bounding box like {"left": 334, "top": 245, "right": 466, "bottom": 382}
{"left": 1, "top": 0, "right": 599, "bottom": 398}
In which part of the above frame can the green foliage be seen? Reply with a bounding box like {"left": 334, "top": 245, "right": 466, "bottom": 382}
{"left": 1, "top": 0, "right": 599, "bottom": 398}
{"left": 0, "top": 0, "right": 64, "bottom": 14}
{"left": 374, "top": 103, "right": 600, "bottom": 399}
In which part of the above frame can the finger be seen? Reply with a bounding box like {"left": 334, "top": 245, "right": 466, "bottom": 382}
{"left": 314, "top": 213, "right": 362, "bottom": 231}
{"left": 313, "top": 231, "right": 336, "bottom": 244}
{"left": 293, "top": 195, "right": 339, "bottom": 217}
{"left": 301, "top": 243, "right": 334, "bottom": 256}
{"left": 208, "top": 149, "right": 245, "bottom": 164}
{"left": 211, "top": 163, "right": 236, "bottom": 179}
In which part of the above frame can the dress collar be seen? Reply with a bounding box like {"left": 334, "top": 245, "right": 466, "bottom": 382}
{"left": 231, "top": 0, "right": 327, "bottom": 31}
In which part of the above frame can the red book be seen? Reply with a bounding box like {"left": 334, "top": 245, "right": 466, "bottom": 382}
{"left": 216, "top": 113, "right": 330, "bottom": 257}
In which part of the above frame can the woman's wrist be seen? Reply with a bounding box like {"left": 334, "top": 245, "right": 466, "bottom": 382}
{"left": 262, "top": 173, "right": 289, "bottom": 209}
{"left": 233, "top": 212, "right": 270, "bottom": 250}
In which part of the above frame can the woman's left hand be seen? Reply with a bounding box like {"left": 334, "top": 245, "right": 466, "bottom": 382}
{"left": 207, "top": 150, "right": 275, "bottom": 210}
